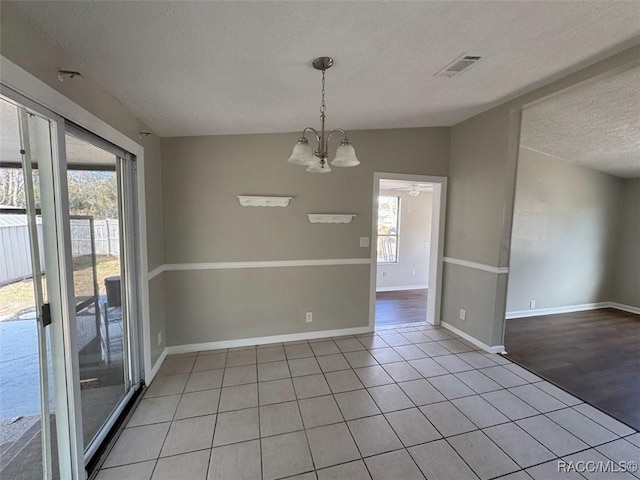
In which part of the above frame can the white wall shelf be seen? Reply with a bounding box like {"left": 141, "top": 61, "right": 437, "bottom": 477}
{"left": 237, "top": 196, "right": 292, "bottom": 207}
{"left": 308, "top": 214, "right": 356, "bottom": 224}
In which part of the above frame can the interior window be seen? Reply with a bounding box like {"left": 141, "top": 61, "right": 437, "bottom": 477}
{"left": 377, "top": 196, "right": 399, "bottom": 263}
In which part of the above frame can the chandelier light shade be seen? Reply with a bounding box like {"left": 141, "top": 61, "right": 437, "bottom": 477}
{"left": 287, "top": 57, "right": 359, "bottom": 173}
{"left": 287, "top": 137, "right": 315, "bottom": 165}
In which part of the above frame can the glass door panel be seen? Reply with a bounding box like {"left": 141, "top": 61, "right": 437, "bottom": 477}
{"left": 64, "top": 131, "right": 133, "bottom": 453}
{"left": 0, "top": 98, "right": 59, "bottom": 478}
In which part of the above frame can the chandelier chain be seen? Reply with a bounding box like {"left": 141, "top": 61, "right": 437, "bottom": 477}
{"left": 320, "top": 69, "right": 326, "bottom": 116}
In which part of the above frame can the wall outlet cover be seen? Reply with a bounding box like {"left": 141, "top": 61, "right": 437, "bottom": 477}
{"left": 459, "top": 309, "right": 466, "bottom": 321}
{"left": 529, "top": 300, "right": 536, "bottom": 310}
{"left": 157, "top": 330, "right": 162, "bottom": 346}
{"left": 305, "top": 312, "right": 313, "bottom": 323}
{"left": 360, "top": 237, "right": 370, "bottom": 247}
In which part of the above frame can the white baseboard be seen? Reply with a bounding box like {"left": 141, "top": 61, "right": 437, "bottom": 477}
{"left": 166, "top": 326, "right": 372, "bottom": 355}
{"left": 376, "top": 285, "right": 428, "bottom": 292}
{"left": 608, "top": 302, "right": 640, "bottom": 315}
{"left": 506, "top": 302, "right": 609, "bottom": 319}
{"left": 147, "top": 347, "right": 168, "bottom": 383}
{"left": 441, "top": 321, "right": 505, "bottom": 354}
{"left": 506, "top": 301, "right": 639, "bottom": 319}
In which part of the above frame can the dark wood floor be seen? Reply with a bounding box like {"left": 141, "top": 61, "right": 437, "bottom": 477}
{"left": 375, "top": 289, "right": 428, "bottom": 326}
{"left": 505, "top": 308, "right": 640, "bottom": 431}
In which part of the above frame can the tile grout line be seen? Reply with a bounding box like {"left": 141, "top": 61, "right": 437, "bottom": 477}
{"left": 205, "top": 354, "right": 225, "bottom": 480}
{"left": 378, "top": 330, "right": 557, "bottom": 479}
{"left": 158, "top": 331, "right": 543, "bottom": 479}
{"left": 366, "top": 332, "right": 494, "bottom": 479}
{"left": 102, "top": 323, "right": 637, "bottom": 478}
{"left": 146, "top": 354, "right": 195, "bottom": 478}
{"left": 255, "top": 360, "right": 264, "bottom": 480}
{"left": 313, "top": 341, "right": 377, "bottom": 480}
{"left": 288, "top": 350, "right": 319, "bottom": 478}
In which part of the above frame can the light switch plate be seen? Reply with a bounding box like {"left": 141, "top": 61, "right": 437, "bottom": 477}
{"left": 360, "top": 237, "right": 370, "bottom": 247}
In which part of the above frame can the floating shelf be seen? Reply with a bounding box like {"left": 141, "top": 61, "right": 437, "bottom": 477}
{"left": 238, "top": 196, "right": 292, "bottom": 207}
{"left": 308, "top": 214, "right": 356, "bottom": 224}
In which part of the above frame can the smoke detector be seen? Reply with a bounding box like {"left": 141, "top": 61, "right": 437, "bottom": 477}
{"left": 436, "top": 55, "right": 483, "bottom": 77}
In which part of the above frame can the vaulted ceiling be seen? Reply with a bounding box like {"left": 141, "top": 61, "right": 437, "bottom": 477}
{"left": 9, "top": 1, "right": 640, "bottom": 138}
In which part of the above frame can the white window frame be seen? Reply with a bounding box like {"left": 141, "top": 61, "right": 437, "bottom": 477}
{"left": 377, "top": 195, "right": 400, "bottom": 264}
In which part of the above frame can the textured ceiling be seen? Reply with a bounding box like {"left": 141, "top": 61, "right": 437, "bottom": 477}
{"left": 9, "top": 1, "right": 640, "bottom": 137}
{"left": 521, "top": 67, "right": 640, "bottom": 178}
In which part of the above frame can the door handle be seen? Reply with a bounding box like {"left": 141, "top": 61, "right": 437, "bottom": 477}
{"left": 41, "top": 303, "right": 52, "bottom": 327}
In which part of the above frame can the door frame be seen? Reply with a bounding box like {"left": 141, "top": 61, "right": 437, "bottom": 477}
{"left": 500, "top": 56, "right": 640, "bottom": 347}
{"left": 1, "top": 56, "right": 151, "bottom": 480}
{"left": 0, "top": 55, "right": 151, "bottom": 379}
{"left": 369, "top": 173, "right": 447, "bottom": 330}
{"left": 17, "top": 105, "right": 54, "bottom": 479}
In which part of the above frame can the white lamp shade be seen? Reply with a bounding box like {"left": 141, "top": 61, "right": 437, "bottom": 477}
{"left": 306, "top": 159, "right": 332, "bottom": 173}
{"left": 287, "top": 141, "right": 314, "bottom": 165}
{"left": 331, "top": 143, "right": 359, "bottom": 167}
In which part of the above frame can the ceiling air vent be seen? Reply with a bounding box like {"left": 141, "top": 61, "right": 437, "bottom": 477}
{"left": 437, "top": 55, "right": 483, "bottom": 77}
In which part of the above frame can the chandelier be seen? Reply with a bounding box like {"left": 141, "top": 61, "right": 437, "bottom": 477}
{"left": 287, "top": 57, "right": 359, "bottom": 173}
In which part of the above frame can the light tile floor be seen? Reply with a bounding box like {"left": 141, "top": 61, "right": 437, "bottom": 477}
{"left": 97, "top": 323, "right": 639, "bottom": 480}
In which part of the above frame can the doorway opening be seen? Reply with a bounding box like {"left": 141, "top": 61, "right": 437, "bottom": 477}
{"left": 369, "top": 173, "right": 447, "bottom": 329}
{"left": 503, "top": 63, "right": 640, "bottom": 430}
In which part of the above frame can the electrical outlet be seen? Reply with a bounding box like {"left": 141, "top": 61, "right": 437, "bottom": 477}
{"left": 382, "top": 271, "right": 386, "bottom": 277}
{"left": 459, "top": 309, "right": 466, "bottom": 321}
{"left": 360, "top": 237, "right": 370, "bottom": 247}
{"left": 424, "top": 242, "right": 429, "bottom": 249}
{"left": 412, "top": 269, "right": 416, "bottom": 276}
{"left": 305, "top": 312, "right": 313, "bottom": 323}
{"left": 157, "top": 330, "right": 162, "bottom": 346}
{"left": 529, "top": 300, "right": 536, "bottom": 310}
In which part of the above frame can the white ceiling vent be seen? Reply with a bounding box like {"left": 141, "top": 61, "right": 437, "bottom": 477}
{"left": 437, "top": 55, "right": 483, "bottom": 77}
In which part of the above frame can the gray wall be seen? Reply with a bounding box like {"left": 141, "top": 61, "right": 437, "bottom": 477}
{"left": 612, "top": 178, "right": 640, "bottom": 308}
{"left": 377, "top": 189, "right": 432, "bottom": 290}
{"left": 443, "top": 44, "right": 640, "bottom": 347}
{"left": 506, "top": 148, "right": 621, "bottom": 312}
{"left": 160, "top": 128, "right": 449, "bottom": 346}
{"left": 1, "top": 3, "right": 167, "bottom": 364}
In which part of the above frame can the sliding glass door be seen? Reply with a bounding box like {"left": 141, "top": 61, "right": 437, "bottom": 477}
{"left": 0, "top": 87, "right": 143, "bottom": 479}
{"left": 0, "top": 97, "right": 60, "bottom": 479}
{"left": 64, "top": 127, "right": 140, "bottom": 460}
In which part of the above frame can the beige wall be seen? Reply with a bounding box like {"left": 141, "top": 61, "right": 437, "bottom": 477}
{"left": 165, "top": 266, "right": 370, "bottom": 346}
{"left": 5, "top": 0, "right": 636, "bottom": 355}
{"left": 160, "top": 128, "right": 449, "bottom": 345}
{"left": 1, "top": 3, "right": 167, "bottom": 364}
{"left": 377, "top": 189, "right": 432, "bottom": 290}
{"left": 612, "top": 178, "right": 640, "bottom": 308}
{"left": 506, "top": 148, "right": 621, "bottom": 312}
{"left": 443, "top": 44, "right": 640, "bottom": 347}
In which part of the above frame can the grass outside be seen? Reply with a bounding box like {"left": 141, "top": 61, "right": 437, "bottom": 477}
{"left": 0, "top": 255, "right": 120, "bottom": 320}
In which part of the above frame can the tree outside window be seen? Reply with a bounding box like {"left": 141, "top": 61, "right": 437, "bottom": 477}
{"left": 377, "top": 196, "right": 399, "bottom": 263}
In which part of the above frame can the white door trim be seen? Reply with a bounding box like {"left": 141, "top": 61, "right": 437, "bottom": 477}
{"left": 369, "top": 173, "right": 447, "bottom": 329}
